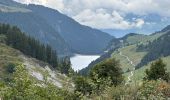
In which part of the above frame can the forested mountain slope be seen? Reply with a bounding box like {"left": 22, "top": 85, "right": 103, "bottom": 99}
{"left": 0, "top": 0, "right": 113, "bottom": 55}
{"left": 0, "top": 24, "right": 74, "bottom": 89}
{"left": 27, "top": 5, "right": 113, "bottom": 54}
{"left": 0, "top": 0, "right": 70, "bottom": 55}
{"left": 137, "top": 31, "right": 170, "bottom": 68}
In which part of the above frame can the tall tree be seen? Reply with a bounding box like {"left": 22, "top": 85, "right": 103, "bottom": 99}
{"left": 89, "top": 58, "right": 124, "bottom": 86}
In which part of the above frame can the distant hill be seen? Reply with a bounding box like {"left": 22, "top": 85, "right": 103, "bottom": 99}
{"left": 80, "top": 25, "right": 170, "bottom": 76}
{"left": 0, "top": 0, "right": 113, "bottom": 55}
{"left": 137, "top": 31, "right": 170, "bottom": 68}
{"left": 160, "top": 25, "right": 170, "bottom": 33}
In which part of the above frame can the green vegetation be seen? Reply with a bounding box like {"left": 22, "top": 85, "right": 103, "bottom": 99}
{"left": 74, "top": 76, "right": 92, "bottom": 95}
{"left": 73, "top": 58, "right": 125, "bottom": 98}
{"left": 0, "top": 64, "right": 77, "bottom": 100}
{"left": 112, "top": 45, "right": 147, "bottom": 73}
{"left": 73, "top": 58, "right": 170, "bottom": 99}
{"left": 138, "top": 31, "right": 170, "bottom": 68}
{"left": 90, "top": 58, "right": 123, "bottom": 86}
{"left": 144, "top": 59, "right": 169, "bottom": 82}
{"left": 0, "top": 23, "right": 72, "bottom": 74}
{"left": 137, "top": 80, "right": 170, "bottom": 99}
{"left": 5, "top": 63, "right": 16, "bottom": 73}
{"left": 0, "top": 21, "right": 170, "bottom": 99}
{"left": 76, "top": 26, "right": 170, "bottom": 99}
{"left": 0, "top": 43, "right": 21, "bottom": 80}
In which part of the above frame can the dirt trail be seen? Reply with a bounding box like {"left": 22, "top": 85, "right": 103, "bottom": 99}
{"left": 118, "top": 49, "right": 135, "bottom": 85}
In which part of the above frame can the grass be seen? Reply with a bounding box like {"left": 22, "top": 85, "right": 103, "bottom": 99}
{"left": 0, "top": 43, "right": 22, "bottom": 79}
{"left": 112, "top": 45, "right": 147, "bottom": 72}
{"left": 126, "top": 34, "right": 150, "bottom": 45}
{"left": 112, "top": 31, "right": 170, "bottom": 83}
{"left": 130, "top": 56, "right": 170, "bottom": 82}
{"left": 125, "top": 31, "right": 168, "bottom": 46}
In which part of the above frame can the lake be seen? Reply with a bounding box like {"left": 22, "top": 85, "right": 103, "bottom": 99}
{"left": 70, "top": 54, "right": 100, "bottom": 71}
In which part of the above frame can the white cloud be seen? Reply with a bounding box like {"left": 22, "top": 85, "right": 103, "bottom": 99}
{"left": 135, "top": 19, "right": 145, "bottom": 28}
{"left": 73, "top": 9, "right": 145, "bottom": 30}
{"left": 13, "top": 0, "right": 170, "bottom": 30}
{"left": 14, "top": 0, "right": 65, "bottom": 12}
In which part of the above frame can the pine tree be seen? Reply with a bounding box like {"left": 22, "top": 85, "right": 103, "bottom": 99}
{"left": 0, "top": 23, "right": 60, "bottom": 70}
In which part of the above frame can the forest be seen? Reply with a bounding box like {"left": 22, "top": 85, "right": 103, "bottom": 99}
{"left": 0, "top": 23, "right": 71, "bottom": 74}
{"left": 137, "top": 31, "right": 170, "bottom": 68}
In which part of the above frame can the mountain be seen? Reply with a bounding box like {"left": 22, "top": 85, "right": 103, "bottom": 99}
{"left": 0, "top": 0, "right": 113, "bottom": 55}
{"left": 0, "top": 0, "right": 70, "bottom": 55}
{"left": 103, "top": 14, "right": 170, "bottom": 38}
{"left": 80, "top": 25, "right": 170, "bottom": 76}
{"left": 160, "top": 25, "right": 170, "bottom": 33}
{"left": 137, "top": 31, "right": 170, "bottom": 68}
{"left": 27, "top": 4, "right": 113, "bottom": 54}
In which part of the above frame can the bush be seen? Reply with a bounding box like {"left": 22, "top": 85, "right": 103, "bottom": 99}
{"left": 89, "top": 58, "right": 124, "bottom": 86}
{"left": 145, "top": 59, "right": 170, "bottom": 82}
{"left": 5, "top": 63, "right": 16, "bottom": 73}
{"left": 74, "top": 76, "right": 92, "bottom": 96}
{"left": 137, "top": 80, "right": 170, "bottom": 99}
{"left": 1, "top": 64, "right": 78, "bottom": 100}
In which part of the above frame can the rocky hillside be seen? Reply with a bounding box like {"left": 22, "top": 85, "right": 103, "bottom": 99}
{"left": 0, "top": 42, "right": 73, "bottom": 89}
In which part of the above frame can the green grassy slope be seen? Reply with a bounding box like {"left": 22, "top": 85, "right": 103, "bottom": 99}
{"left": 124, "top": 31, "right": 169, "bottom": 45}
{"left": 111, "top": 31, "right": 170, "bottom": 82}
{"left": 112, "top": 45, "right": 147, "bottom": 72}
{"left": 0, "top": 43, "right": 22, "bottom": 79}
{"left": 129, "top": 56, "right": 170, "bottom": 82}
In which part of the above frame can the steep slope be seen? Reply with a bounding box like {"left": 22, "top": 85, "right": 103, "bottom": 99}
{"left": 27, "top": 5, "right": 113, "bottom": 54}
{"left": 0, "top": 41, "right": 73, "bottom": 89}
{"left": 0, "top": 2, "right": 70, "bottom": 55}
{"left": 138, "top": 31, "right": 170, "bottom": 68}
{"left": 0, "top": 0, "right": 113, "bottom": 55}
{"left": 0, "top": 12, "right": 70, "bottom": 55}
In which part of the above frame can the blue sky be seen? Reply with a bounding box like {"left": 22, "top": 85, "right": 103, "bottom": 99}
{"left": 14, "top": 0, "right": 170, "bottom": 37}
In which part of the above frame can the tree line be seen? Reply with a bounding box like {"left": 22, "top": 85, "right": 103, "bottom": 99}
{"left": 0, "top": 23, "right": 72, "bottom": 74}
{"left": 137, "top": 31, "right": 170, "bottom": 68}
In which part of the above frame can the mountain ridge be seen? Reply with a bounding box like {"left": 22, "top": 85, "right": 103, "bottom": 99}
{"left": 27, "top": 4, "right": 113, "bottom": 54}
{"left": 79, "top": 25, "right": 170, "bottom": 75}
{"left": 0, "top": 1, "right": 113, "bottom": 55}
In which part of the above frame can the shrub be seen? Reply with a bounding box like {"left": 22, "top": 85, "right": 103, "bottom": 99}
{"left": 74, "top": 76, "right": 92, "bottom": 96}
{"left": 5, "top": 63, "right": 16, "bottom": 73}
{"left": 145, "top": 59, "right": 170, "bottom": 82}
{"left": 1, "top": 64, "right": 78, "bottom": 100}
{"left": 137, "top": 80, "right": 170, "bottom": 99}
{"left": 89, "top": 58, "right": 124, "bottom": 86}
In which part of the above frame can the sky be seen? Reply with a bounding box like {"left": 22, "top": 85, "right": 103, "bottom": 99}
{"left": 13, "top": 0, "right": 170, "bottom": 34}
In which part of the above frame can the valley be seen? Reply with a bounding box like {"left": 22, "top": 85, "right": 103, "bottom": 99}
{"left": 0, "top": 0, "right": 170, "bottom": 99}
